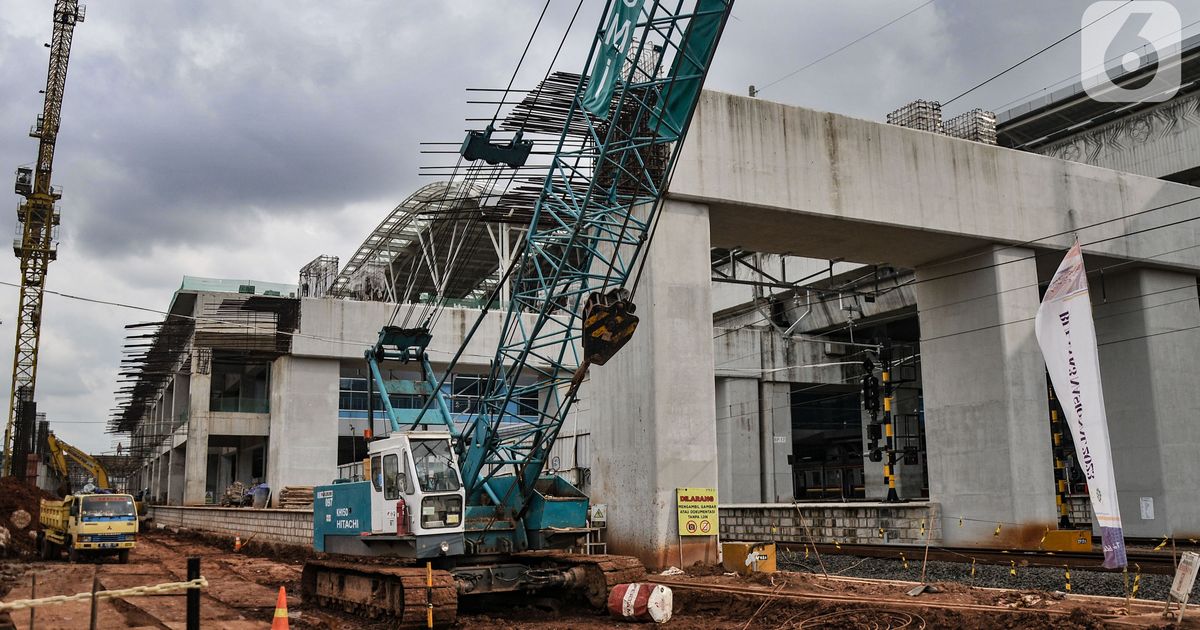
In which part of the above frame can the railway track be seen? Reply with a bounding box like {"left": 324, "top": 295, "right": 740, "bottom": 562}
{"left": 780, "top": 542, "right": 1182, "bottom": 575}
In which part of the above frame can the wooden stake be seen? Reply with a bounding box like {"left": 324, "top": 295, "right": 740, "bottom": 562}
{"left": 1123, "top": 567, "right": 1131, "bottom": 613}
{"left": 29, "top": 572, "right": 36, "bottom": 630}
{"left": 919, "top": 514, "right": 934, "bottom": 584}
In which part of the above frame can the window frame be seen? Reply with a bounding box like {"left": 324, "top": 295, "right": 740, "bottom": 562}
{"left": 382, "top": 454, "right": 399, "bottom": 500}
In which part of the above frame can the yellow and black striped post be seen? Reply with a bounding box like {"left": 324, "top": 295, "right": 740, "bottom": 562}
{"left": 882, "top": 367, "right": 898, "bottom": 502}
{"left": 1048, "top": 385, "right": 1071, "bottom": 527}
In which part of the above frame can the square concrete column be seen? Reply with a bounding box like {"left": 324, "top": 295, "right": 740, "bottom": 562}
{"left": 168, "top": 446, "right": 186, "bottom": 505}
{"left": 590, "top": 199, "right": 719, "bottom": 569}
{"left": 148, "top": 456, "right": 160, "bottom": 499}
{"left": 1092, "top": 268, "right": 1200, "bottom": 538}
{"left": 156, "top": 452, "right": 170, "bottom": 503}
{"left": 915, "top": 245, "right": 1056, "bottom": 546}
{"left": 267, "top": 356, "right": 339, "bottom": 502}
{"left": 184, "top": 357, "right": 211, "bottom": 505}
{"left": 715, "top": 377, "right": 762, "bottom": 503}
{"left": 762, "top": 381, "right": 794, "bottom": 502}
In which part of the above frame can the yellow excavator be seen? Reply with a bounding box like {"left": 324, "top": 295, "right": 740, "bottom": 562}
{"left": 45, "top": 431, "right": 145, "bottom": 516}
{"left": 45, "top": 432, "right": 110, "bottom": 493}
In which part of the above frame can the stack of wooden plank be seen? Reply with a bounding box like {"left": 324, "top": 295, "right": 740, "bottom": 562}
{"left": 278, "top": 486, "right": 314, "bottom": 509}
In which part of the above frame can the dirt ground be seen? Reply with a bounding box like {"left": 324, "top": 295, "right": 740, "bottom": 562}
{"left": 2, "top": 531, "right": 1197, "bottom": 629}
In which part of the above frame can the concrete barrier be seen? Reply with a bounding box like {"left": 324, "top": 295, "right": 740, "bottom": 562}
{"left": 149, "top": 506, "right": 313, "bottom": 547}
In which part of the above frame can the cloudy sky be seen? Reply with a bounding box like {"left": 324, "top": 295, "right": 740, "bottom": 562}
{"left": 1, "top": 0, "right": 1197, "bottom": 453}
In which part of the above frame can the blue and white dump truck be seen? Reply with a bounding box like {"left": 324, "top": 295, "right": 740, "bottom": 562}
{"left": 301, "top": 2, "right": 734, "bottom": 626}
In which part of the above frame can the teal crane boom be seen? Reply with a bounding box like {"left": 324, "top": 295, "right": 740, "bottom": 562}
{"left": 307, "top": 2, "right": 734, "bottom": 624}
{"left": 458, "top": 0, "right": 732, "bottom": 514}
{"left": 366, "top": 0, "right": 734, "bottom": 535}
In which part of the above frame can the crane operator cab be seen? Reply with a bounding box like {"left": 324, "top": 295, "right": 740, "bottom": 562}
{"left": 314, "top": 431, "right": 466, "bottom": 559}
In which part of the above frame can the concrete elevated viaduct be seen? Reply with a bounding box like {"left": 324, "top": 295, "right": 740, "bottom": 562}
{"left": 590, "top": 91, "right": 1200, "bottom": 567}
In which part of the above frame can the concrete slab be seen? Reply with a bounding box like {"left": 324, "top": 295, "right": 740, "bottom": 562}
{"left": 673, "top": 91, "right": 1200, "bottom": 272}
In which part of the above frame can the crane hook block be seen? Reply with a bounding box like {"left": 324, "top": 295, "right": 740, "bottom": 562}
{"left": 461, "top": 124, "right": 533, "bottom": 168}
{"left": 581, "top": 289, "right": 638, "bottom": 366}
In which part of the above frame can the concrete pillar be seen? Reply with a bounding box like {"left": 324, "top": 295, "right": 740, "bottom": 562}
{"left": 156, "top": 451, "right": 169, "bottom": 503}
{"left": 915, "top": 245, "right": 1056, "bottom": 546}
{"left": 761, "top": 381, "right": 794, "bottom": 502}
{"left": 168, "top": 446, "right": 186, "bottom": 505}
{"left": 266, "top": 356, "right": 339, "bottom": 501}
{"left": 237, "top": 438, "right": 256, "bottom": 484}
{"left": 1092, "top": 268, "right": 1200, "bottom": 538}
{"left": 174, "top": 373, "right": 190, "bottom": 430}
{"left": 184, "top": 357, "right": 212, "bottom": 505}
{"left": 715, "top": 378, "right": 761, "bottom": 503}
{"left": 891, "top": 377, "right": 926, "bottom": 499}
{"left": 590, "top": 200, "right": 719, "bottom": 569}
{"left": 149, "top": 456, "right": 159, "bottom": 499}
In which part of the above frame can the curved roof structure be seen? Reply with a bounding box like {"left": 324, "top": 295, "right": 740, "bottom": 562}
{"left": 330, "top": 181, "right": 500, "bottom": 302}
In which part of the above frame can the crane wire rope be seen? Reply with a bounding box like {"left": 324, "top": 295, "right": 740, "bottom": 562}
{"left": 403, "top": 0, "right": 584, "bottom": 337}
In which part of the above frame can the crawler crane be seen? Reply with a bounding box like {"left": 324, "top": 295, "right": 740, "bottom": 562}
{"left": 302, "top": 2, "right": 734, "bottom": 625}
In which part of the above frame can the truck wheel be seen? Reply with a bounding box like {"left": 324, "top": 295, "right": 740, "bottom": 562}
{"left": 118, "top": 549, "right": 130, "bottom": 564}
{"left": 38, "top": 535, "right": 50, "bottom": 560}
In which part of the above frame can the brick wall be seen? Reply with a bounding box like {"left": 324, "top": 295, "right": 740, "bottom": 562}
{"left": 150, "top": 506, "right": 313, "bottom": 547}
{"left": 719, "top": 502, "right": 942, "bottom": 545}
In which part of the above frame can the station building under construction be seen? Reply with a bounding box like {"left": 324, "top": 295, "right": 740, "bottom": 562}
{"left": 114, "top": 46, "right": 1200, "bottom": 564}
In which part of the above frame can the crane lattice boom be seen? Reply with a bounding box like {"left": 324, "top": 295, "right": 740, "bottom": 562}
{"left": 3, "top": 0, "right": 85, "bottom": 477}
{"left": 458, "top": 0, "right": 732, "bottom": 511}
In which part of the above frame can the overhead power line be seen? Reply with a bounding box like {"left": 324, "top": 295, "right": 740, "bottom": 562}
{"left": 711, "top": 195, "right": 1200, "bottom": 342}
{"left": 943, "top": 0, "right": 1133, "bottom": 107}
{"left": 755, "top": 0, "right": 938, "bottom": 95}
{"left": 991, "top": 17, "right": 1200, "bottom": 114}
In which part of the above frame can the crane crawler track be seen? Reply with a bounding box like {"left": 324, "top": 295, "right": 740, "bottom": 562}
{"left": 301, "top": 560, "right": 458, "bottom": 628}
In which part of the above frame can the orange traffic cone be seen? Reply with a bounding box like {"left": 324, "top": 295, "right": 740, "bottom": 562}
{"left": 271, "top": 586, "right": 289, "bottom": 629}
{"left": 234, "top": 535, "right": 242, "bottom": 552}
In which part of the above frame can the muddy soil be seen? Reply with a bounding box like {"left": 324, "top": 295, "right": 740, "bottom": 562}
{"left": 3, "top": 529, "right": 1197, "bottom": 629}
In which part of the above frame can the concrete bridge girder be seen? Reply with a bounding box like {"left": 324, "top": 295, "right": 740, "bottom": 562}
{"left": 591, "top": 92, "right": 1200, "bottom": 556}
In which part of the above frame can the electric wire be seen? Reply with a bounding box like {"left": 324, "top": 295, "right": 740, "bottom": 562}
{"left": 712, "top": 191, "right": 1200, "bottom": 328}
{"left": 942, "top": 0, "right": 1133, "bottom": 107}
{"left": 710, "top": 199, "right": 1200, "bottom": 342}
{"left": 990, "top": 17, "right": 1200, "bottom": 115}
{"left": 754, "top": 0, "right": 938, "bottom": 95}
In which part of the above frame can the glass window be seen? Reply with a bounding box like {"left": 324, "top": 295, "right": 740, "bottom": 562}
{"left": 371, "top": 456, "right": 382, "bottom": 492}
{"left": 80, "top": 496, "right": 136, "bottom": 521}
{"left": 383, "top": 454, "right": 399, "bottom": 500}
{"left": 410, "top": 439, "right": 461, "bottom": 492}
{"left": 209, "top": 358, "right": 270, "bottom": 413}
{"left": 401, "top": 451, "right": 415, "bottom": 494}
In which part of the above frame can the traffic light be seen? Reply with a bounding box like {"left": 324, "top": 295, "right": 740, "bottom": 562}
{"left": 862, "top": 374, "right": 880, "bottom": 414}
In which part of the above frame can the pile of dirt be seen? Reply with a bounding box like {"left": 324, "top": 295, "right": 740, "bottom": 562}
{"left": 685, "top": 561, "right": 727, "bottom": 577}
{"left": 0, "top": 477, "right": 54, "bottom": 558}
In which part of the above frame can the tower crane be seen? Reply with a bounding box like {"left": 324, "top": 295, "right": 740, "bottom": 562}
{"left": 303, "top": 1, "right": 733, "bottom": 625}
{"left": 2, "top": 0, "right": 85, "bottom": 477}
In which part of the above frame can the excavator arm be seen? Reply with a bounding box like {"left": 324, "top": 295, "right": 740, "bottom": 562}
{"left": 46, "top": 432, "right": 109, "bottom": 490}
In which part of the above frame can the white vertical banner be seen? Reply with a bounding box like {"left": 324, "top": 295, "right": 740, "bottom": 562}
{"left": 1034, "top": 242, "right": 1127, "bottom": 569}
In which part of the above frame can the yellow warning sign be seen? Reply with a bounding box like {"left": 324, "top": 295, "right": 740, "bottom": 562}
{"left": 677, "top": 487, "right": 718, "bottom": 537}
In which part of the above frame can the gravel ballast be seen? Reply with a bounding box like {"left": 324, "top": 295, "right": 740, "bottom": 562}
{"left": 779, "top": 549, "right": 1199, "bottom": 602}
